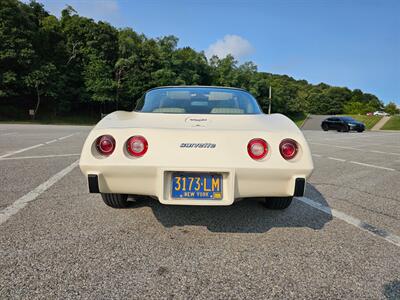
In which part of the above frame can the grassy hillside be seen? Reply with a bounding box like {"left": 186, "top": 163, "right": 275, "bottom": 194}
{"left": 340, "top": 115, "right": 382, "bottom": 130}
{"left": 382, "top": 116, "right": 400, "bottom": 130}
{"left": 288, "top": 113, "right": 308, "bottom": 127}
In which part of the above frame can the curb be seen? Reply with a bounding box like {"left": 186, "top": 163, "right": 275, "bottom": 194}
{"left": 299, "top": 114, "right": 310, "bottom": 129}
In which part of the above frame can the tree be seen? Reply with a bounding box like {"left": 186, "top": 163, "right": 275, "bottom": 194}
{"left": 24, "top": 63, "right": 58, "bottom": 117}
{"left": 384, "top": 102, "right": 399, "bottom": 115}
{"left": 0, "top": 0, "right": 37, "bottom": 98}
{"left": 170, "top": 47, "right": 210, "bottom": 85}
{"left": 83, "top": 55, "right": 116, "bottom": 111}
{"left": 0, "top": 0, "right": 386, "bottom": 121}
{"left": 209, "top": 55, "right": 238, "bottom": 86}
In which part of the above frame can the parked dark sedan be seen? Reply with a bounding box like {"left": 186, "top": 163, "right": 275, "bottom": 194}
{"left": 321, "top": 116, "right": 365, "bottom": 132}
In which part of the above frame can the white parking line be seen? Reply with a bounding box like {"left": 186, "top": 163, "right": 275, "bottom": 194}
{"left": 312, "top": 154, "right": 397, "bottom": 172}
{"left": 58, "top": 134, "right": 74, "bottom": 140}
{"left": 349, "top": 161, "right": 395, "bottom": 171}
{"left": 297, "top": 197, "right": 400, "bottom": 247}
{"left": 370, "top": 150, "right": 388, "bottom": 154}
{"left": 0, "top": 144, "right": 44, "bottom": 158}
{"left": 311, "top": 142, "right": 362, "bottom": 151}
{"left": 0, "top": 132, "right": 16, "bottom": 136}
{"left": 310, "top": 142, "right": 400, "bottom": 156}
{"left": 0, "top": 153, "right": 80, "bottom": 161}
{"left": 0, "top": 160, "right": 79, "bottom": 225}
{"left": 350, "top": 142, "right": 394, "bottom": 148}
{"left": 318, "top": 132, "right": 400, "bottom": 141}
{"left": 370, "top": 150, "right": 400, "bottom": 156}
{"left": 328, "top": 157, "right": 346, "bottom": 162}
{"left": 0, "top": 133, "right": 77, "bottom": 158}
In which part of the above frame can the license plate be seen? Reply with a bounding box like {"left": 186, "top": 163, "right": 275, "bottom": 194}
{"left": 171, "top": 172, "right": 223, "bottom": 200}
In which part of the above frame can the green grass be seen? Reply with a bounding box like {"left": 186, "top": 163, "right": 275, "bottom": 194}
{"left": 288, "top": 113, "right": 308, "bottom": 127}
{"left": 381, "top": 116, "right": 400, "bottom": 130}
{"left": 339, "top": 115, "right": 382, "bottom": 130}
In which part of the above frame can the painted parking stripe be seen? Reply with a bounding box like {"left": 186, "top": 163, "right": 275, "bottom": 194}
{"left": 0, "top": 153, "right": 80, "bottom": 161}
{"left": 370, "top": 150, "right": 400, "bottom": 155}
{"left": 311, "top": 142, "right": 362, "bottom": 151}
{"left": 58, "top": 134, "right": 75, "bottom": 140}
{"left": 0, "top": 144, "right": 44, "bottom": 158}
{"left": 0, "top": 160, "right": 79, "bottom": 225}
{"left": 0, "top": 132, "right": 16, "bottom": 136}
{"left": 319, "top": 132, "right": 400, "bottom": 141}
{"left": 328, "top": 157, "right": 346, "bottom": 162}
{"left": 0, "top": 133, "right": 77, "bottom": 158}
{"left": 349, "top": 161, "right": 396, "bottom": 171}
{"left": 297, "top": 197, "right": 400, "bottom": 247}
{"left": 310, "top": 142, "right": 400, "bottom": 156}
{"left": 312, "top": 154, "right": 398, "bottom": 172}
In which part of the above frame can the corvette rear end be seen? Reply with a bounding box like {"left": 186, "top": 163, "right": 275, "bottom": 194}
{"left": 79, "top": 86, "right": 313, "bottom": 209}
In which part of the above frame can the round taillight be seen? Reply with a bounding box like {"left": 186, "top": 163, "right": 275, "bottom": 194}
{"left": 280, "top": 139, "right": 298, "bottom": 160}
{"left": 126, "top": 136, "right": 148, "bottom": 157}
{"left": 96, "top": 135, "right": 115, "bottom": 156}
{"left": 247, "top": 138, "right": 268, "bottom": 160}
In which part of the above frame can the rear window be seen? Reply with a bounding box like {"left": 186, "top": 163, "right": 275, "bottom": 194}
{"left": 135, "top": 87, "right": 262, "bottom": 115}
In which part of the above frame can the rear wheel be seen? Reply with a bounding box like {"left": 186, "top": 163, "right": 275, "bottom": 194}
{"left": 322, "top": 124, "right": 328, "bottom": 131}
{"left": 264, "top": 197, "right": 293, "bottom": 210}
{"left": 101, "top": 193, "right": 129, "bottom": 208}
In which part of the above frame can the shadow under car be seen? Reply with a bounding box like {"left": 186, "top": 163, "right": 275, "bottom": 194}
{"left": 124, "top": 183, "right": 332, "bottom": 233}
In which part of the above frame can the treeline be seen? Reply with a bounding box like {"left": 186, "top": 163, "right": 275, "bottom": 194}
{"left": 0, "top": 0, "right": 395, "bottom": 121}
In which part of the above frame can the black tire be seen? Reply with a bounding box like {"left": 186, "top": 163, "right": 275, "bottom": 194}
{"left": 101, "top": 193, "right": 129, "bottom": 208}
{"left": 322, "top": 124, "right": 328, "bottom": 131}
{"left": 264, "top": 197, "right": 293, "bottom": 210}
{"left": 357, "top": 129, "right": 364, "bottom": 133}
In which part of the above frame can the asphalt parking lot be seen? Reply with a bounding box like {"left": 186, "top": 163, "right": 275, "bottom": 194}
{"left": 1, "top": 124, "right": 399, "bottom": 299}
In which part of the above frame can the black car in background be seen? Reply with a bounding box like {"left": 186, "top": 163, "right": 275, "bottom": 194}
{"left": 321, "top": 116, "right": 365, "bottom": 132}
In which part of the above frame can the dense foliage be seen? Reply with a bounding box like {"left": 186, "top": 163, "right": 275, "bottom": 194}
{"left": 0, "top": 0, "right": 395, "bottom": 121}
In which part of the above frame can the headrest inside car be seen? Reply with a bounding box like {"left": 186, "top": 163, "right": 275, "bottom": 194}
{"left": 153, "top": 107, "right": 186, "bottom": 113}
{"left": 208, "top": 92, "right": 233, "bottom": 101}
{"left": 210, "top": 108, "right": 244, "bottom": 114}
{"left": 167, "top": 91, "right": 191, "bottom": 100}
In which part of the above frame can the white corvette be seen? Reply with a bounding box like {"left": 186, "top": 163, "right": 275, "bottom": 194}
{"left": 79, "top": 86, "right": 313, "bottom": 209}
